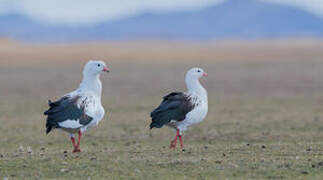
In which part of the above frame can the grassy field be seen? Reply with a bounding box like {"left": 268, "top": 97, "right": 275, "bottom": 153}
{"left": 1, "top": 40, "right": 323, "bottom": 179}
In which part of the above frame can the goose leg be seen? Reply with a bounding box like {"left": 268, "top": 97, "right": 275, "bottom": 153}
{"left": 179, "top": 134, "right": 184, "bottom": 149}
{"left": 70, "top": 136, "right": 77, "bottom": 150}
{"left": 73, "top": 131, "right": 82, "bottom": 153}
{"left": 170, "top": 129, "right": 180, "bottom": 149}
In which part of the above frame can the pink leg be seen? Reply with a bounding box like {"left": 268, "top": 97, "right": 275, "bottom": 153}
{"left": 179, "top": 134, "right": 184, "bottom": 149}
{"left": 170, "top": 129, "right": 180, "bottom": 149}
{"left": 73, "top": 131, "right": 82, "bottom": 153}
{"left": 71, "top": 136, "right": 76, "bottom": 149}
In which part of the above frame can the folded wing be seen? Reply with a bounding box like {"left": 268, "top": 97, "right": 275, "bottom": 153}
{"left": 44, "top": 95, "right": 93, "bottom": 134}
{"left": 150, "top": 92, "right": 195, "bottom": 129}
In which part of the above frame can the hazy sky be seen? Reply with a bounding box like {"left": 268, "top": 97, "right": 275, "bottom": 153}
{"left": 0, "top": 0, "right": 322, "bottom": 26}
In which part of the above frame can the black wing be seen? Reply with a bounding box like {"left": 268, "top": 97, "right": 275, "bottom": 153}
{"left": 150, "top": 92, "right": 195, "bottom": 129}
{"left": 44, "top": 96, "right": 93, "bottom": 134}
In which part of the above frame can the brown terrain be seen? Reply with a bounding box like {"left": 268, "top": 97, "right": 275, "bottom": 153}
{"left": 1, "top": 39, "right": 323, "bottom": 179}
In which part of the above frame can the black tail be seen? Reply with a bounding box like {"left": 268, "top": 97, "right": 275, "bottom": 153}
{"left": 150, "top": 121, "right": 166, "bottom": 129}
{"left": 44, "top": 99, "right": 54, "bottom": 134}
{"left": 149, "top": 110, "right": 174, "bottom": 129}
{"left": 44, "top": 100, "right": 52, "bottom": 115}
{"left": 46, "top": 124, "right": 52, "bottom": 134}
{"left": 150, "top": 122, "right": 158, "bottom": 129}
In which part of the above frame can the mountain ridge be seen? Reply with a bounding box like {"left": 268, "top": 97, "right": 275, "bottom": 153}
{"left": 0, "top": 0, "right": 322, "bottom": 42}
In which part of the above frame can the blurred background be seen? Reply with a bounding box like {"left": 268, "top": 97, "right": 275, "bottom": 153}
{"left": 1, "top": 0, "right": 323, "bottom": 137}
{"left": 0, "top": 0, "right": 323, "bottom": 119}
{"left": 1, "top": 0, "right": 323, "bottom": 41}
{"left": 1, "top": 0, "right": 323, "bottom": 96}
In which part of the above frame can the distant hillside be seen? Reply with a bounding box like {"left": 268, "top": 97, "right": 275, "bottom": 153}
{"left": 0, "top": 0, "right": 323, "bottom": 42}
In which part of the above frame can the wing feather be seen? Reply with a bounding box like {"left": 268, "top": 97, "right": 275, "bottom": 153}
{"left": 44, "top": 95, "right": 93, "bottom": 134}
{"left": 150, "top": 92, "right": 195, "bottom": 129}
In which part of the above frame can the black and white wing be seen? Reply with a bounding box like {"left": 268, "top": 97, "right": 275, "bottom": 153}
{"left": 44, "top": 95, "right": 93, "bottom": 134}
{"left": 150, "top": 92, "right": 195, "bottom": 129}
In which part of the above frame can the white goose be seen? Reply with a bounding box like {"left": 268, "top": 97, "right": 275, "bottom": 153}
{"left": 150, "top": 67, "right": 208, "bottom": 149}
{"left": 44, "top": 60, "right": 109, "bottom": 153}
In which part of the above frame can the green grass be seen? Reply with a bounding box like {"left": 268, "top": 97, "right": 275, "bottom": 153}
{"left": 1, "top": 96, "right": 323, "bottom": 180}
{"left": 1, "top": 61, "right": 323, "bottom": 179}
{"left": 2, "top": 141, "right": 323, "bottom": 179}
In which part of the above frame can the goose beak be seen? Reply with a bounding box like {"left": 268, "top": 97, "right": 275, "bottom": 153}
{"left": 203, "top": 72, "right": 208, "bottom": 77}
{"left": 103, "top": 67, "right": 110, "bottom": 73}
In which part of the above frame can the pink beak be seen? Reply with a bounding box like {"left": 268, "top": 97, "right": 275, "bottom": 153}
{"left": 203, "top": 72, "right": 208, "bottom": 77}
{"left": 103, "top": 66, "right": 110, "bottom": 72}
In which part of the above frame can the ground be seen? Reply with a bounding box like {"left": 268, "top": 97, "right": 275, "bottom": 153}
{"left": 1, "top": 40, "right": 323, "bottom": 179}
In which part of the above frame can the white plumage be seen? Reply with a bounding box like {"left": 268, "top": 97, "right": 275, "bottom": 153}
{"left": 44, "top": 60, "right": 109, "bottom": 152}
{"left": 150, "top": 67, "right": 208, "bottom": 149}
{"left": 176, "top": 68, "right": 208, "bottom": 133}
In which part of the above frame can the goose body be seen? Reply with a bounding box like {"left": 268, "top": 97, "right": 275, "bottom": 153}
{"left": 150, "top": 67, "right": 208, "bottom": 149}
{"left": 44, "top": 60, "right": 109, "bottom": 152}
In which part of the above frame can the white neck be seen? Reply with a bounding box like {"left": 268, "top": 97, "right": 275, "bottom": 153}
{"left": 185, "top": 76, "right": 207, "bottom": 101}
{"left": 79, "top": 73, "right": 102, "bottom": 97}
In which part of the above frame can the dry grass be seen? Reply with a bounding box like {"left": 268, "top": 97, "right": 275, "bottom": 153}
{"left": 1, "top": 40, "right": 323, "bottom": 179}
{"left": 1, "top": 38, "right": 323, "bottom": 65}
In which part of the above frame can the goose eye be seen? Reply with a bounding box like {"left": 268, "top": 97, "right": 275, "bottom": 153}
{"left": 197, "top": 70, "right": 201, "bottom": 72}
{"left": 97, "top": 64, "right": 101, "bottom": 67}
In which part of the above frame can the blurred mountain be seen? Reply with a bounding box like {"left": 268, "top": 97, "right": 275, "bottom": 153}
{"left": 1, "top": 0, "right": 323, "bottom": 42}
